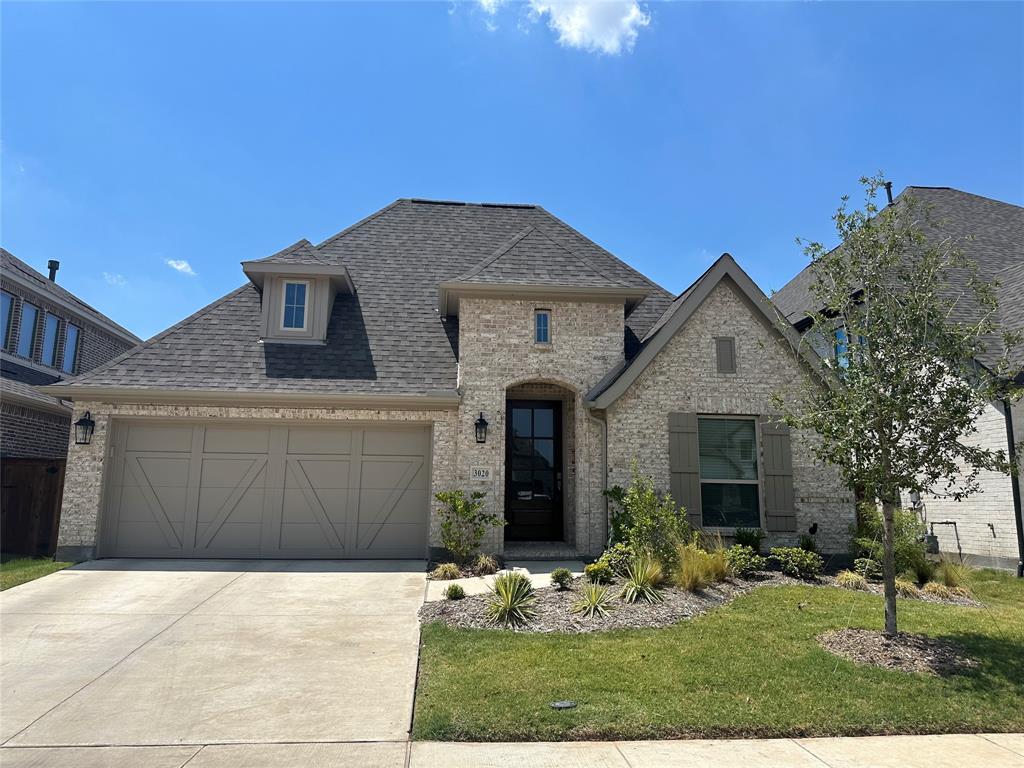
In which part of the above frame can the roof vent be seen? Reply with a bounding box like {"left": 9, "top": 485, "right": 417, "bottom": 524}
{"left": 884, "top": 182, "right": 894, "bottom": 206}
{"left": 47, "top": 260, "right": 60, "bottom": 282}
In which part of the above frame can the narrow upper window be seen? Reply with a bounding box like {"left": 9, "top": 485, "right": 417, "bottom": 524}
{"left": 834, "top": 327, "right": 850, "bottom": 369}
{"left": 534, "top": 309, "right": 551, "bottom": 344}
{"left": 17, "top": 303, "right": 39, "bottom": 359}
{"left": 698, "top": 417, "right": 760, "bottom": 528}
{"left": 0, "top": 291, "right": 12, "bottom": 349}
{"left": 715, "top": 337, "right": 736, "bottom": 374}
{"left": 42, "top": 313, "right": 60, "bottom": 367}
{"left": 281, "top": 281, "right": 308, "bottom": 330}
{"left": 62, "top": 324, "right": 80, "bottom": 374}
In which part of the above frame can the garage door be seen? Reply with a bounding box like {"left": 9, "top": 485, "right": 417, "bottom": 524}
{"left": 100, "top": 422, "right": 431, "bottom": 558}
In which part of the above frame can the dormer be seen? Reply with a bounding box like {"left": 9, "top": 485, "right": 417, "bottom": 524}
{"left": 242, "top": 240, "right": 353, "bottom": 345}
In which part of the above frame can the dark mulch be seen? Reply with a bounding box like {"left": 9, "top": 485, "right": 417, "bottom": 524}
{"left": 817, "top": 628, "right": 979, "bottom": 676}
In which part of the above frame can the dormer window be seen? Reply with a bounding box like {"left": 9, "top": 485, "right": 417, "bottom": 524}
{"left": 281, "top": 280, "right": 309, "bottom": 330}
{"left": 535, "top": 309, "right": 551, "bottom": 344}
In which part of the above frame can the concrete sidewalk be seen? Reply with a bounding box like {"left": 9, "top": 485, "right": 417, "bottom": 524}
{"left": 1, "top": 733, "right": 1021, "bottom": 767}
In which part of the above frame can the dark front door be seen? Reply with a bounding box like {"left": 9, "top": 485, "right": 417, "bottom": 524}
{"left": 505, "top": 400, "right": 563, "bottom": 541}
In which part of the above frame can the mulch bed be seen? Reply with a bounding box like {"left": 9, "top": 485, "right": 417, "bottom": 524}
{"left": 818, "top": 628, "right": 979, "bottom": 676}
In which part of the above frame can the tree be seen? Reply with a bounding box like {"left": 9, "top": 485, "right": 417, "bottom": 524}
{"left": 774, "top": 174, "right": 1020, "bottom": 636}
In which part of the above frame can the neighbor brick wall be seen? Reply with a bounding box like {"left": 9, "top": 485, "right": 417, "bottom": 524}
{"left": 0, "top": 402, "right": 71, "bottom": 459}
{"left": 604, "top": 278, "right": 856, "bottom": 554}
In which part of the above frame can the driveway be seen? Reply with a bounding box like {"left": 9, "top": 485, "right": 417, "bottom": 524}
{"left": 0, "top": 559, "right": 425, "bottom": 766}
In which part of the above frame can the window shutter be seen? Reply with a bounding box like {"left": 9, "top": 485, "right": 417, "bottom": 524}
{"left": 669, "top": 413, "right": 702, "bottom": 529}
{"left": 762, "top": 419, "right": 796, "bottom": 532}
{"left": 715, "top": 337, "right": 736, "bottom": 374}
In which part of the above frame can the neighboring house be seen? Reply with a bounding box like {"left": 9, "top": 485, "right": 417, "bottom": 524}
{"left": 774, "top": 186, "right": 1024, "bottom": 573}
{"left": 1, "top": 248, "right": 140, "bottom": 554}
{"left": 44, "top": 200, "right": 854, "bottom": 562}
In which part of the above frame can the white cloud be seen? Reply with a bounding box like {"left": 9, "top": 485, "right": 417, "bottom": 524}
{"left": 103, "top": 272, "right": 126, "bottom": 286}
{"left": 478, "top": 0, "right": 505, "bottom": 13}
{"left": 528, "top": 1, "right": 650, "bottom": 55}
{"left": 165, "top": 258, "right": 197, "bottom": 277}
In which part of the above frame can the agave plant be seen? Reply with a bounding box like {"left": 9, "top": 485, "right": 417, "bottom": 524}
{"left": 619, "top": 553, "right": 664, "bottom": 604}
{"left": 485, "top": 571, "right": 536, "bottom": 627}
{"left": 571, "top": 583, "right": 614, "bottom": 619}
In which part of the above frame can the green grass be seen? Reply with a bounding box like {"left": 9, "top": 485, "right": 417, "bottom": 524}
{"left": 413, "top": 569, "right": 1024, "bottom": 741}
{"left": 0, "top": 557, "right": 71, "bottom": 591}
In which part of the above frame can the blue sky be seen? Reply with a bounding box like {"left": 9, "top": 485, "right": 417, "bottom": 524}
{"left": 3, "top": 1, "right": 1022, "bottom": 340}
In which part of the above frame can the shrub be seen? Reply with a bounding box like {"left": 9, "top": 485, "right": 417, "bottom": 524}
{"left": 770, "top": 547, "right": 824, "bottom": 579}
{"left": 443, "top": 583, "right": 466, "bottom": 600}
{"left": 851, "top": 504, "right": 930, "bottom": 581}
{"left": 472, "top": 553, "right": 499, "bottom": 576}
{"left": 733, "top": 527, "right": 765, "bottom": 554}
{"left": 596, "top": 542, "right": 633, "bottom": 575}
{"left": 922, "top": 581, "right": 954, "bottom": 600}
{"left": 936, "top": 557, "right": 972, "bottom": 590}
{"left": 430, "top": 562, "right": 461, "bottom": 580}
{"left": 908, "top": 557, "right": 936, "bottom": 585}
{"left": 895, "top": 578, "right": 920, "bottom": 598}
{"left": 486, "top": 572, "right": 536, "bottom": 627}
{"left": 550, "top": 567, "right": 573, "bottom": 590}
{"left": 584, "top": 561, "right": 613, "bottom": 584}
{"left": 837, "top": 569, "right": 868, "bottom": 591}
{"left": 619, "top": 553, "right": 664, "bottom": 604}
{"left": 572, "top": 584, "right": 614, "bottom": 619}
{"left": 724, "top": 545, "right": 767, "bottom": 578}
{"left": 673, "top": 544, "right": 710, "bottom": 591}
{"left": 435, "top": 489, "right": 504, "bottom": 563}
{"left": 606, "top": 461, "right": 690, "bottom": 570}
{"left": 854, "top": 557, "right": 882, "bottom": 581}
{"left": 798, "top": 534, "right": 819, "bottom": 553}
{"left": 701, "top": 533, "right": 731, "bottom": 582}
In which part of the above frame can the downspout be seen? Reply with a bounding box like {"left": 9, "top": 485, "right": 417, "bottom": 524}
{"left": 587, "top": 409, "right": 608, "bottom": 555}
{"left": 1002, "top": 397, "right": 1024, "bottom": 578}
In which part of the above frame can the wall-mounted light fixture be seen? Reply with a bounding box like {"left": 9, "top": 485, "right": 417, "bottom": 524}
{"left": 474, "top": 412, "right": 488, "bottom": 444}
{"left": 74, "top": 411, "right": 96, "bottom": 445}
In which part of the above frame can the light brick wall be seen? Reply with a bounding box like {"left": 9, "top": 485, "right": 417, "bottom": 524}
{"left": 604, "top": 279, "right": 856, "bottom": 554}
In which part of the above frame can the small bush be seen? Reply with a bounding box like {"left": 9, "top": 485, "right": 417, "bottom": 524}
{"left": 837, "top": 569, "right": 868, "bottom": 591}
{"left": 596, "top": 542, "right": 634, "bottom": 575}
{"left": 672, "top": 542, "right": 729, "bottom": 591}
{"left": 724, "top": 545, "right": 767, "bottom": 578}
{"left": 922, "top": 581, "right": 954, "bottom": 600}
{"left": 486, "top": 572, "right": 536, "bottom": 627}
{"left": 607, "top": 461, "right": 690, "bottom": 571}
{"left": 572, "top": 584, "right": 614, "bottom": 619}
{"left": 798, "top": 534, "right": 819, "bottom": 553}
{"left": 443, "top": 583, "right": 466, "bottom": 600}
{"left": 770, "top": 547, "right": 824, "bottom": 579}
{"left": 472, "top": 553, "right": 499, "bottom": 576}
{"left": 733, "top": 527, "right": 765, "bottom": 554}
{"left": 430, "top": 562, "right": 461, "bottom": 580}
{"left": 435, "top": 489, "right": 504, "bottom": 563}
{"left": 702, "top": 533, "right": 731, "bottom": 582}
{"left": 550, "top": 567, "right": 573, "bottom": 590}
{"left": 584, "top": 561, "right": 613, "bottom": 584}
{"left": 619, "top": 553, "right": 664, "bottom": 604}
{"left": 854, "top": 557, "right": 882, "bottom": 581}
{"left": 908, "top": 557, "right": 936, "bottom": 585}
{"left": 936, "top": 557, "right": 972, "bottom": 590}
{"left": 895, "top": 578, "right": 920, "bottom": 598}
{"left": 851, "top": 504, "right": 930, "bottom": 581}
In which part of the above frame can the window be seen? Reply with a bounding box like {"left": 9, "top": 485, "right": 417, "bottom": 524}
{"left": 62, "top": 324, "right": 80, "bottom": 374}
{"left": 42, "top": 313, "right": 60, "bottom": 367}
{"left": 0, "top": 291, "right": 12, "bottom": 349}
{"left": 17, "top": 303, "right": 39, "bottom": 358}
{"left": 281, "top": 281, "right": 308, "bottom": 330}
{"left": 698, "top": 417, "right": 760, "bottom": 527}
{"left": 715, "top": 337, "right": 736, "bottom": 374}
{"left": 834, "top": 327, "right": 850, "bottom": 369}
{"left": 534, "top": 309, "right": 551, "bottom": 344}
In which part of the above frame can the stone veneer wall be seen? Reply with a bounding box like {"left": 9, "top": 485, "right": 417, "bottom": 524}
{"left": 456, "top": 297, "right": 624, "bottom": 557}
{"left": 56, "top": 400, "right": 458, "bottom": 559}
{"left": 604, "top": 279, "right": 856, "bottom": 554}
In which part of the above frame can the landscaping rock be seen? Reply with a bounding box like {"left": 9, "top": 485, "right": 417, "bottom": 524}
{"left": 817, "top": 628, "right": 978, "bottom": 676}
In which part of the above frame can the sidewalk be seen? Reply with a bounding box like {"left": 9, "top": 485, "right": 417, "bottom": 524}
{"left": 1, "top": 733, "right": 1022, "bottom": 767}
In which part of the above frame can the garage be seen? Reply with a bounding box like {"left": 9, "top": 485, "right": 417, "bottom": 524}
{"left": 99, "top": 421, "right": 431, "bottom": 558}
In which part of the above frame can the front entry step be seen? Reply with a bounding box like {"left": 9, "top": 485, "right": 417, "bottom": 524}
{"left": 503, "top": 541, "right": 580, "bottom": 560}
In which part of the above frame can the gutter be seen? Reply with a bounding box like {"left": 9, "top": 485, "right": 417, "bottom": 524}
{"left": 1003, "top": 397, "right": 1024, "bottom": 578}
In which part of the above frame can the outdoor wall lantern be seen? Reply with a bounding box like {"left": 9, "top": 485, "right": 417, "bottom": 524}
{"left": 74, "top": 411, "right": 96, "bottom": 445}
{"left": 474, "top": 412, "right": 488, "bottom": 444}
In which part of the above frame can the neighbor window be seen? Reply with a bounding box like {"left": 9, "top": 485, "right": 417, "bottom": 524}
{"left": 834, "top": 327, "right": 850, "bottom": 369}
{"left": 62, "top": 324, "right": 79, "bottom": 374}
{"left": 281, "top": 281, "right": 308, "bottom": 330}
{"left": 42, "top": 313, "right": 60, "bottom": 367}
{"left": 0, "top": 291, "right": 12, "bottom": 349}
{"left": 17, "top": 302, "right": 39, "bottom": 359}
{"left": 698, "top": 417, "right": 760, "bottom": 528}
{"left": 535, "top": 309, "right": 551, "bottom": 344}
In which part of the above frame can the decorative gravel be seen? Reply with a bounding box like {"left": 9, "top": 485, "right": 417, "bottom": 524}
{"left": 818, "top": 628, "right": 979, "bottom": 676}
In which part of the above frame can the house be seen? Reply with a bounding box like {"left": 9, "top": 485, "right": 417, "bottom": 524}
{"left": 774, "top": 186, "right": 1024, "bottom": 573}
{"left": 44, "top": 200, "right": 855, "bottom": 562}
{"left": 1, "top": 248, "right": 140, "bottom": 555}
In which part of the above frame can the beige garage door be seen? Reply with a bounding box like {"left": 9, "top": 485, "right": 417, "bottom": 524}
{"left": 100, "top": 421, "right": 431, "bottom": 558}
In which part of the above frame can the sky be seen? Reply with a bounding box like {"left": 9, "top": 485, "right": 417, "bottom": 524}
{"left": 2, "top": 1, "right": 1022, "bottom": 341}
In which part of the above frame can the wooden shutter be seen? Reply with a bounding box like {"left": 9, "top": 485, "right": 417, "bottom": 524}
{"left": 762, "top": 419, "right": 796, "bottom": 532}
{"left": 715, "top": 337, "right": 736, "bottom": 374}
{"left": 669, "top": 413, "right": 702, "bottom": 529}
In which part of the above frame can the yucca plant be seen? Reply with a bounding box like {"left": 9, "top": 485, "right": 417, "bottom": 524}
{"left": 485, "top": 571, "right": 536, "bottom": 627}
{"left": 619, "top": 553, "right": 663, "bottom": 604}
{"left": 572, "top": 583, "right": 614, "bottom": 618}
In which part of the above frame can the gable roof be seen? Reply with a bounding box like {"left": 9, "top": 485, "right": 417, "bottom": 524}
{"left": 587, "top": 253, "right": 825, "bottom": 408}
{"left": 46, "top": 199, "right": 674, "bottom": 401}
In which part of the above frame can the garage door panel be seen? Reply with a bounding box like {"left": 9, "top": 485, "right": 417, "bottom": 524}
{"left": 199, "top": 458, "right": 269, "bottom": 489}
{"left": 202, "top": 521, "right": 262, "bottom": 551}
{"left": 203, "top": 426, "right": 270, "bottom": 453}
{"left": 287, "top": 428, "right": 353, "bottom": 455}
{"left": 358, "top": 489, "right": 428, "bottom": 526}
{"left": 278, "top": 523, "right": 346, "bottom": 551}
{"left": 132, "top": 456, "right": 191, "bottom": 488}
{"left": 125, "top": 424, "right": 193, "bottom": 452}
{"left": 362, "top": 429, "right": 429, "bottom": 456}
{"left": 288, "top": 459, "right": 351, "bottom": 490}
{"left": 359, "top": 458, "right": 426, "bottom": 490}
{"left": 115, "top": 520, "right": 184, "bottom": 551}
{"left": 357, "top": 523, "right": 428, "bottom": 553}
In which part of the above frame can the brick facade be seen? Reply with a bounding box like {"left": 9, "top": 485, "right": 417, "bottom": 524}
{"left": 0, "top": 401, "right": 71, "bottom": 459}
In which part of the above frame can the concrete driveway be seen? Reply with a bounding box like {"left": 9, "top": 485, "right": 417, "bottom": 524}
{"left": 0, "top": 559, "right": 425, "bottom": 766}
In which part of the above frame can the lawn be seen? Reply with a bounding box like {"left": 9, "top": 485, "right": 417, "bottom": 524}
{"left": 0, "top": 556, "right": 71, "bottom": 591}
{"left": 413, "top": 569, "right": 1024, "bottom": 741}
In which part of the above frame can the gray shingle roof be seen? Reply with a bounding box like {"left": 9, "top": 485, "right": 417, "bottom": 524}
{"left": 250, "top": 239, "right": 330, "bottom": 267}
{"left": 1, "top": 358, "right": 66, "bottom": 410}
{"left": 60, "top": 199, "right": 674, "bottom": 396}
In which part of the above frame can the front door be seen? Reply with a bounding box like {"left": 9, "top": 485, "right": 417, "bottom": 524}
{"left": 505, "top": 400, "right": 563, "bottom": 541}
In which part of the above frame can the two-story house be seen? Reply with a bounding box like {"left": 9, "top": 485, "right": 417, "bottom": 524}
{"left": 1, "top": 248, "right": 140, "bottom": 555}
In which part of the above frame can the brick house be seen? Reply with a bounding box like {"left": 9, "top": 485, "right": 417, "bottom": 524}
{"left": 44, "top": 200, "right": 855, "bottom": 562}
{"left": 1, "top": 248, "right": 140, "bottom": 554}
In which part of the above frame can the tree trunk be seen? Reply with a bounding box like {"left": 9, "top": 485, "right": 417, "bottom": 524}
{"left": 881, "top": 499, "right": 898, "bottom": 636}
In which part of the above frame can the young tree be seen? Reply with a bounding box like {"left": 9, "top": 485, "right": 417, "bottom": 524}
{"left": 775, "top": 174, "right": 1020, "bottom": 636}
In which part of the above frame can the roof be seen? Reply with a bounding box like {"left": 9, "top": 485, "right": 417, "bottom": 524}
{"left": 52, "top": 199, "right": 674, "bottom": 398}
{"left": 773, "top": 187, "right": 1024, "bottom": 369}
{"left": 0, "top": 248, "right": 140, "bottom": 344}
{"left": 249, "top": 239, "right": 330, "bottom": 267}
{"left": 996, "top": 261, "right": 1024, "bottom": 371}
{"left": 1, "top": 357, "right": 68, "bottom": 413}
